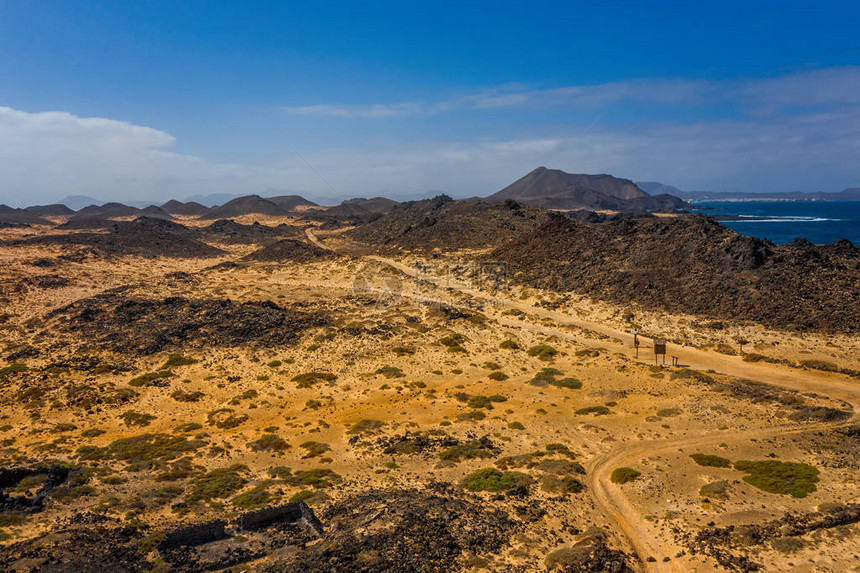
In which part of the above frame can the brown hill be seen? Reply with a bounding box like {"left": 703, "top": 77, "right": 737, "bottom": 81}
{"left": 489, "top": 214, "right": 860, "bottom": 333}
{"left": 347, "top": 196, "right": 551, "bottom": 252}
{"left": 487, "top": 167, "right": 688, "bottom": 212}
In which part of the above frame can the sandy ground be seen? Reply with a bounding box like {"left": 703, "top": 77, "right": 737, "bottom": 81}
{"left": 0, "top": 221, "right": 857, "bottom": 571}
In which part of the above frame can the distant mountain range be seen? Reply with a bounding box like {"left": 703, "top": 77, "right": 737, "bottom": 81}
{"left": 674, "top": 188, "right": 860, "bottom": 202}
{"left": 488, "top": 167, "right": 688, "bottom": 211}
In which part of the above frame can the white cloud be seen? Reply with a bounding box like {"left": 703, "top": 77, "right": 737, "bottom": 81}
{"left": 0, "top": 106, "right": 292, "bottom": 206}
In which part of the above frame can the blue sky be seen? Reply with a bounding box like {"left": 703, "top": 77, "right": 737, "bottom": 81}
{"left": 1, "top": 1, "right": 859, "bottom": 205}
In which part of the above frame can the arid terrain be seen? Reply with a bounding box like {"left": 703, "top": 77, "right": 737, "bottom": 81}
{"left": 0, "top": 202, "right": 858, "bottom": 573}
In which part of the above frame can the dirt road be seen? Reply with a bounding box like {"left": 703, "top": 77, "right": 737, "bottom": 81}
{"left": 306, "top": 228, "right": 860, "bottom": 572}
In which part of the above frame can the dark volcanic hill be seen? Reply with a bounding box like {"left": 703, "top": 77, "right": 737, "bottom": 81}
{"left": 244, "top": 238, "right": 336, "bottom": 262}
{"left": 305, "top": 197, "right": 399, "bottom": 226}
{"left": 161, "top": 199, "right": 211, "bottom": 216}
{"left": 347, "top": 195, "right": 552, "bottom": 251}
{"left": 489, "top": 214, "right": 860, "bottom": 333}
{"left": 487, "top": 167, "right": 688, "bottom": 212}
{"left": 0, "top": 205, "right": 52, "bottom": 227}
{"left": 266, "top": 194, "right": 318, "bottom": 212}
{"left": 200, "top": 195, "right": 293, "bottom": 219}
{"left": 16, "top": 217, "right": 225, "bottom": 258}
{"left": 23, "top": 204, "right": 75, "bottom": 217}
{"left": 73, "top": 202, "right": 142, "bottom": 218}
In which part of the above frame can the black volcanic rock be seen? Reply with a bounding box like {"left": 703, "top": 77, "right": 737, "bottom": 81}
{"left": 201, "top": 219, "right": 299, "bottom": 244}
{"left": 348, "top": 195, "right": 551, "bottom": 251}
{"left": 487, "top": 167, "right": 688, "bottom": 212}
{"left": 489, "top": 213, "right": 859, "bottom": 333}
{"left": 200, "top": 195, "right": 292, "bottom": 219}
{"left": 244, "top": 238, "right": 335, "bottom": 262}
{"left": 16, "top": 216, "right": 225, "bottom": 258}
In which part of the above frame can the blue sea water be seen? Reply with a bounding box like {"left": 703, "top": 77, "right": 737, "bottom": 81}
{"left": 692, "top": 201, "right": 860, "bottom": 245}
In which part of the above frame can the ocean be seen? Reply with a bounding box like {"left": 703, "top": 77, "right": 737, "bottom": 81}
{"left": 692, "top": 201, "right": 860, "bottom": 245}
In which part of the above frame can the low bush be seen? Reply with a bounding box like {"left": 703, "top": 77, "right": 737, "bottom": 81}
{"left": 733, "top": 460, "right": 819, "bottom": 498}
{"left": 292, "top": 371, "right": 337, "bottom": 388}
{"left": 374, "top": 365, "right": 405, "bottom": 378}
{"left": 299, "top": 441, "right": 331, "bottom": 458}
{"left": 690, "top": 453, "right": 732, "bottom": 468}
{"left": 461, "top": 468, "right": 531, "bottom": 492}
{"left": 551, "top": 378, "right": 581, "bottom": 389}
{"left": 119, "top": 411, "right": 156, "bottom": 427}
{"left": 610, "top": 467, "right": 641, "bottom": 484}
{"left": 347, "top": 419, "right": 386, "bottom": 435}
{"left": 488, "top": 371, "right": 509, "bottom": 381}
{"left": 161, "top": 354, "right": 197, "bottom": 368}
{"left": 170, "top": 389, "right": 205, "bottom": 402}
{"left": 247, "top": 434, "right": 290, "bottom": 452}
{"left": 527, "top": 345, "right": 558, "bottom": 361}
{"left": 188, "top": 464, "right": 249, "bottom": 501}
{"left": 499, "top": 339, "right": 520, "bottom": 350}
{"left": 129, "top": 370, "right": 175, "bottom": 387}
{"left": 575, "top": 406, "right": 610, "bottom": 416}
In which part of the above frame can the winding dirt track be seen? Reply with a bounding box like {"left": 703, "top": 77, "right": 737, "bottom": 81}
{"left": 305, "top": 229, "right": 860, "bottom": 572}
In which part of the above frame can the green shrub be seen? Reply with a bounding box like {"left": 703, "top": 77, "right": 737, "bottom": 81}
{"left": 540, "top": 474, "right": 584, "bottom": 494}
{"left": 507, "top": 422, "right": 525, "bottom": 430}
{"left": 467, "top": 395, "right": 494, "bottom": 409}
{"left": 80, "top": 428, "right": 105, "bottom": 438}
{"left": 439, "top": 440, "right": 495, "bottom": 462}
{"left": 610, "top": 467, "right": 641, "bottom": 484}
{"left": 129, "top": 370, "right": 174, "bottom": 387}
{"left": 231, "top": 483, "right": 276, "bottom": 509}
{"left": 574, "top": 348, "right": 600, "bottom": 358}
{"left": 206, "top": 408, "right": 249, "bottom": 429}
{"left": 488, "top": 371, "right": 509, "bottom": 381}
{"left": 374, "top": 366, "right": 405, "bottom": 378}
{"left": 575, "top": 406, "right": 610, "bottom": 416}
{"left": 656, "top": 408, "right": 682, "bottom": 417}
{"left": 173, "top": 422, "right": 203, "bottom": 433}
{"left": 286, "top": 468, "right": 341, "bottom": 489}
{"left": 551, "top": 378, "right": 581, "bottom": 389}
{"left": 267, "top": 360, "right": 283, "bottom": 368}
{"left": 292, "top": 372, "right": 337, "bottom": 388}
{"left": 439, "top": 333, "right": 465, "bottom": 347}
{"left": 119, "top": 411, "right": 156, "bottom": 427}
{"left": 299, "top": 441, "right": 331, "bottom": 458}
{"left": 742, "top": 353, "right": 766, "bottom": 362}
{"left": 527, "top": 345, "right": 558, "bottom": 361}
{"left": 499, "top": 339, "right": 520, "bottom": 350}
{"left": 461, "top": 468, "right": 531, "bottom": 492}
{"left": 799, "top": 359, "right": 838, "bottom": 372}
{"left": 170, "top": 389, "right": 205, "bottom": 402}
{"left": 0, "top": 363, "right": 28, "bottom": 378}
{"left": 488, "top": 394, "right": 507, "bottom": 402}
{"left": 77, "top": 433, "right": 205, "bottom": 463}
{"left": 188, "top": 465, "right": 249, "bottom": 501}
{"left": 161, "top": 354, "right": 197, "bottom": 368}
{"left": 733, "top": 460, "right": 819, "bottom": 498}
{"left": 347, "top": 419, "right": 386, "bottom": 435}
{"left": 690, "top": 454, "right": 732, "bottom": 468}
{"left": 391, "top": 346, "right": 415, "bottom": 356}
{"left": 247, "top": 434, "right": 290, "bottom": 452}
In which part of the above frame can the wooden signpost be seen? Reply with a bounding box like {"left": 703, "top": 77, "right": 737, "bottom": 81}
{"left": 653, "top": 337, "right": 667, "bottom": 365}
